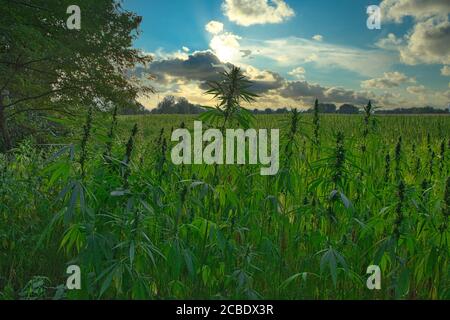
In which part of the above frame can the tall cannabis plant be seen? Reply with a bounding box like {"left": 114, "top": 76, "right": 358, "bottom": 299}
{"left": 201, "top": 66, "right": 258, "bottom": 129}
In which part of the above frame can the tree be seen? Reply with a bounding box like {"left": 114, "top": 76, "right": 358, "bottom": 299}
{"left": 152, "top": 96, "right": 205, "bottom": 114}
{"left": 337, "top": 104, "right": 359, "bottom": 114}
{"left": 318, "top": 103, "right": 337, "bottom": 113}
{"left": 175, "top": 97, "right": 190, "bottom": 114}
{"left": 119, "top": 102, "right": 151, "bottom": 115}
{"left": 0, "top": 0, "right": 153, "bottom": 151}
{"left": 156, "top": 96, "right": 177, "bottom": 113}
{"left": 275, "top": 107, "right": 288, "bottom": 114}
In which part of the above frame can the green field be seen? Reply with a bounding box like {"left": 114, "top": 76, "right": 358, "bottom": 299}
{"left": 1, "top": 113, "right": 449, "bottom": 299}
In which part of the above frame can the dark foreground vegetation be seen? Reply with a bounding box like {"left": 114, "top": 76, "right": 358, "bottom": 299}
{"left": 1, "top": 111, "right": 449, "bottom": 299}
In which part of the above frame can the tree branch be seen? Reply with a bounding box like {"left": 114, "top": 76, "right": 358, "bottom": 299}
{"left": 4, "top": 87, "right": 76, "bottom": 109}
{"left": 6, "top": 0, "right": 50, "bottom": 11}
{"left": 0, "top": 56, "right": 55, "bottom": 67}
{"left": 6, "top": 107, "right": 76, "bottom": 119}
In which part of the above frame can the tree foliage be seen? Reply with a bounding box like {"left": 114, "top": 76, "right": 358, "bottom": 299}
{"left": 0, "top": 0, "right": 153, "bottom": 151}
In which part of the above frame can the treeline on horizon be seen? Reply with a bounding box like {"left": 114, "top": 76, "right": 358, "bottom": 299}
{"left": 122, "top": 95, "right": 450, "bottom": 116}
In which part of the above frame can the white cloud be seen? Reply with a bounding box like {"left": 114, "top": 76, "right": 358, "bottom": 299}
{"left": 245, "top": 65, "right": 279, "bottom": 81}
{"left": 222, "top": 0, "right": 295, "bottom": 26}
{"left": 182, "top": 46, "right": 190, "bottom": 52}
{"left": 205, "top": 21, "right": 224, "bottom": 34}
{"left": 407, "top": 85, "right": 427, "bottom": 94}
{"left": 441, "top": 65, "right": 450, "bottom": 76}
{"left": 399, "top": 17, "right": 450, "bottom": 65}
{"left": 378, "top": 1, "right": 450, "bottom": 66}
{"left": 361, "top": 72, "right": 415, "bottom": 89}
{"left": 288, "top": 66, "right": 305, "bottom": 79}
{"left": 153, "top": 48, "right": 189, "bottom": 61}
{"left": 312, "top": 35, "right": 323, "bottom": 42}
{"left": 380, "top": 0, "right": 450, "bottom": 23}
{"left": 240, "top": 37, "right": 394, "bottom": 77}
{"left": 375, "top": 33, "right": 403, "bottom": 50}
{"left": 205, "top": 19, "right": 393, "bottom": 77}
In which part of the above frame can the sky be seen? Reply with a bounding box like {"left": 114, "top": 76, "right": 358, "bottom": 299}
{"left": 123, "top": 0, "right": 450, "bottom": 110}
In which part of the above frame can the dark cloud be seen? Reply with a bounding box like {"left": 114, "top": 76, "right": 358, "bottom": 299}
{"left": 143, "top": 50, "right": 284, "bottom": 94}
{"left": 323, "top": 87, "right": 373, "bottom": 105}
{"left": 249, "top": 71, "right": 285, "bottom": 94}
{"left": 139, "top": 50, "right": 374, "bottom": 106}
{"left": 278, "top": 81, "right": 373, "bottom": 105}
{"left": 150, "top": 51, "right": 230, "bottom": 84}
{"left": 133, "top": 51, "right": 232, "bottom": 86}
{"left": 279, "top": 81, "right": 326, "bottom": 99}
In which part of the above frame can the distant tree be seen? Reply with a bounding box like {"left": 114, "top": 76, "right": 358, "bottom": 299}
{"left": 306, "top": 102, "right": 337, "bottom": 114}
{"left": 119, "top": 102, "right": 150, "bottom": 115}
{"left": 318, "top": 103, "right": 337, "bottom": 113}
{"left": 376, "top": 106, "right": 449, "bottom": 114}
{"left": 337, "top": 104, "right": 360, "bottom": 114}
{"left": 156, "top": 96, "right": 176, "bottom": 113}
{"left": 152, "top": 96, "right": 205, "bottom": 114}
{"left": 275, "top": 107, "right": 288, "bottom": 114}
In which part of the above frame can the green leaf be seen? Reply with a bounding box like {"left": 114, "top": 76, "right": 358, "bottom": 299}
{"left": 129, "top": 241, "right": 135, "bottom": 266}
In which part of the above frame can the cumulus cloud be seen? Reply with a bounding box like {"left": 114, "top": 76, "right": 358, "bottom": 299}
{"left": 182, "top": 47, "right": 190, "bottom": 52}
{"left": 138, "top": 49, "right": 448, "bottom": 110}
{"left": 244, "top": 66, "right": 285, "bottom": 93}
{"left": 441, "top": 65, "right": 450, "bottom": 76}
{"left": 145, "top": 51, "right": 285, "bottom": 95}
{"left": 288, "top": 67, "right": 305, "bottom": 79}
{"left": 205, "top": 20, "right": 224, "bottom": 34}
{"left": 278, "top": 80, "right": 373, "bottom": 105}
{"left": 312, "top": 35, "right": 323, "bottom": 42}
{"left": 407, "top": 85, "right": 427, "bottom": 94}
{"left": 399, "top": 17, "right": 450, "bottom": 65}
{"left": 222, "top": 0, "right": 295, "bottom": 26}
{"left": 141, "top": 49, "right": 378, "bottom": 108}
{"left": 147, "top": 51, "right": 230, "bottom": 85}
{"left": 375, "top": 33, "right": 404, "bottom": 50}
{"left": 361, "top": 72, "right": 415, "bottom": 89}
{"left": 378, "top": 1, "right": 450, "bottom": 66}
{"left": 380, "top": 0, "right": 450, "bottom": 23}
{"left": 205, "top": 21, "right": 244, "bottom": 63}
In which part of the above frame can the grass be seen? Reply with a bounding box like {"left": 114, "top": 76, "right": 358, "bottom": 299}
{"left": 0, "top": 113, "right": 449, "bottom": 300}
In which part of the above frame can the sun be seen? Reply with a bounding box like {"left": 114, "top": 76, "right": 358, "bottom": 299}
{"left": 215, "top": 44, "right": 235, "bottom": 62}
{"left": 210, "top": 33, "right": 241, "bottom": 63}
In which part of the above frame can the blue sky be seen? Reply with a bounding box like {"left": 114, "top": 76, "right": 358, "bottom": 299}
{"left": 123, "top": 0, "right": 450, "bottom": 110}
